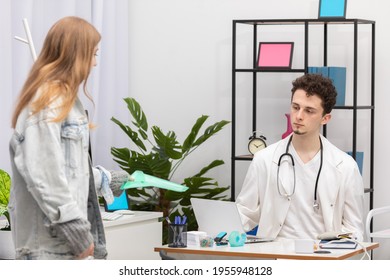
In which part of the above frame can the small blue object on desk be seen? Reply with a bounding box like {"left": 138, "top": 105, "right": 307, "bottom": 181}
{"left": 228, "top": 231, "right": 247, "bottom": 247}
{"left": 200, "top": 236, "right": 214, "bottom": 247}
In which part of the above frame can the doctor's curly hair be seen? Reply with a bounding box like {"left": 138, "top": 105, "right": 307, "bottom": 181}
{"left": 291, "top": 73, "right": 337, "bottom": 115}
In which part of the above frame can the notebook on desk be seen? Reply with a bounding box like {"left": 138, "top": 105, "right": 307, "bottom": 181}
{"left": 190, "top": 198, "right": 274, "bottom": 243}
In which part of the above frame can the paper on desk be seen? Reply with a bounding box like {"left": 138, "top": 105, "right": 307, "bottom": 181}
{"left": 121, "top": 170, "right": 188, "bottom": 192}
{"left": 187, "top": 231, "right": 208, "bottom": 247}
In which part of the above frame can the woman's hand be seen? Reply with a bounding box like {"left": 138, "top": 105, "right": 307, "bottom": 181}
{"left": 77, "top": 243, "right": 94, "bottom": 260}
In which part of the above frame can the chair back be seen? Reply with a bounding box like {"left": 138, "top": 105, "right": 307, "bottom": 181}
{"left": 365, "top": 205, "right": 390, "bottom": 241}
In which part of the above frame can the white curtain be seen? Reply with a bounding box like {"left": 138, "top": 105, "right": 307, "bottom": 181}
{"left": 89, "top": 0, "right": 130, "bottom": 169}
{"left": 0, "top": 0, "right": 130, "bottom": 173}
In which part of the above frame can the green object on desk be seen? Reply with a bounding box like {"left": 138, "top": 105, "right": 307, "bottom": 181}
{"left": 228, "top": 231, "right": 246, "bottom": 247}
{"left": 121, "top": 170, "right": 188, "bottom": 192}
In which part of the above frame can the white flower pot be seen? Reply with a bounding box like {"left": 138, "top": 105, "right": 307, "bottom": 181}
{"left": 0, "top": 230, "right": 15, "bottom": 259}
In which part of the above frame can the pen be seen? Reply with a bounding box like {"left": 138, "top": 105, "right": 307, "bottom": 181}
{"left": 174, "top": 215, "right": 181, "bottom": 224}
{"left": 170, "top": 215, "right": 187, "bottom": 225}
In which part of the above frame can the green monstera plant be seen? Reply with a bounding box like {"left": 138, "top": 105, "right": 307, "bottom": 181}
{"left": 111, "top": 98, "right": 230, "bottom": 242}
{"left": 0, "top": 169, "right": 11, "bottom": 231}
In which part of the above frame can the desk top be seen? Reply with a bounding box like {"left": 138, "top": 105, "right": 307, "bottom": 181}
{"left": 154, "top": 238, "right": 379, "bottom": 260}
{"left": 102, "top": 210, "right": 162, "bottom": 228}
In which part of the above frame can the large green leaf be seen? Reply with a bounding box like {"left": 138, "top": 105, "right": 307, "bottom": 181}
{"left": 152, "top": 126, "right": 182, "bottom": 160}
{"left": 193, "top": 159, "right": 225, "bottom": 177}
{"left": 111, "top": 148, "right": 172, "bottom": 180}
{"left": 111, "top": 147, "right": 131, "bottom": 170}
{"left": 128, "top": 153, "right": 172, "bottom": 180}
{"left": 182, "top": 115, "right": 209, "bottom": 153}
{"left": 193, "top": 120, "right": 230, "bottom": 147}
{"left": 124, "top": 97, "right": 148, "bottom": 139}
{"left": 111, "top": 117, "right": 147, "bottom": 151}
{"left": 0, "top": 169, "right": 10, "bottom": 207}
{"left": 168, "top": 177, "right": 228, "bottom": 202}
{"left": 165, "top": 160, "right": 229, "bottom": 203}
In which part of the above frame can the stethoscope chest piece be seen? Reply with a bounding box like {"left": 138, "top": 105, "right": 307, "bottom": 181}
{"left": 313, "top": 201, "right": 320, "bottom": 211}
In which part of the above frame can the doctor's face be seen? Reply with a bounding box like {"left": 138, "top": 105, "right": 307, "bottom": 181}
{"left": 290, "top": 89, "right": 331, "bottom": 136}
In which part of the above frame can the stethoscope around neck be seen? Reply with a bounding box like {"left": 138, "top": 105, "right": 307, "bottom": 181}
{"left": 276, "top": 135, "right": 323, "bottom": 211}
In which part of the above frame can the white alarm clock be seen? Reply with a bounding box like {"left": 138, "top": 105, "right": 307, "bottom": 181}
{"left": 248, "top": 133, "right": 267, "bottom": 155}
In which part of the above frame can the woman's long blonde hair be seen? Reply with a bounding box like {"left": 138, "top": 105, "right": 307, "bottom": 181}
{"left": 11, "top": 16, "right": 101, "bottom": 128}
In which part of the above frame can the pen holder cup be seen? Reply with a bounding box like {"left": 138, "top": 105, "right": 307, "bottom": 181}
{"left": 168, "top": 224, "right": 187, "bottom": 248}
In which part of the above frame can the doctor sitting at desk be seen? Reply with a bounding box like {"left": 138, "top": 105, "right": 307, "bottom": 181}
{"left": 236, "top": 74, "right": 364, "bottom": 241}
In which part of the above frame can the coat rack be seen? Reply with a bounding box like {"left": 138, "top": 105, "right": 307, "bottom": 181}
{"left": 14, "top": 18, "right": 37, "bottom": 61}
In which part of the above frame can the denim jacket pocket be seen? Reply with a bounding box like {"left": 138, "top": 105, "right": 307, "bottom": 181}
{"left": 61, "top": 123, "right": 86, "bottom": 170}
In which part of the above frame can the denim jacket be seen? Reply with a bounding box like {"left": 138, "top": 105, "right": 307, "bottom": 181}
{"left": 9, "top": 95, "right": 107, "bottom": 259}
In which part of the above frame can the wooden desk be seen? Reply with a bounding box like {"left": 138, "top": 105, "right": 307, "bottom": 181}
{"left": 103, "top": 211, "right": 162, "bottom": 260}
{"left": 154, "top": 238, "right": 379, "bottom": 260}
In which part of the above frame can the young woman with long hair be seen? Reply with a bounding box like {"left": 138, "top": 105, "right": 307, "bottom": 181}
{"left": 9, "top": 16, "right": 130, "bottom": 260}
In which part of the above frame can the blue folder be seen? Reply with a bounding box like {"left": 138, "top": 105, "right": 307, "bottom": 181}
{"left": 307, "top": 66, "right": 346, "bottom": 106}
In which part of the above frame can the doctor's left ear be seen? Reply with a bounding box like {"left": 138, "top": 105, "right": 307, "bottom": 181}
{"left": 321, "top": 113, "right": 331, "bottom": 125}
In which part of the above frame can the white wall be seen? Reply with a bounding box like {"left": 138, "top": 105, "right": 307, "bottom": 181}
{"left": 127, "top": 0, "right": 390, "bottom": 259}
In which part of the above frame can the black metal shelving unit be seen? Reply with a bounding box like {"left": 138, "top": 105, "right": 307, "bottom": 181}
{"left": 231, "top": 19, "right": 375, "bottom": 211}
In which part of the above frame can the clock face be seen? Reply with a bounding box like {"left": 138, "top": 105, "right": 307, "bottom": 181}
{"left": 248, "top": 137, "right": 266, "bottom": 155}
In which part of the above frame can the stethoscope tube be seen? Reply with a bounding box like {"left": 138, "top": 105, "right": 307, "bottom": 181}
{"left": 277, "top": 151, "right": 296, "bottom": 199}
{"left": 314, "top": 138, "right": 323, "bottom": 210}
{"left": 277, "top": 135, "right": 323, "bottom": 210}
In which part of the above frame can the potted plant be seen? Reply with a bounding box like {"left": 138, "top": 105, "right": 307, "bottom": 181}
{"left": 111, "top": 98, "right": 230, "bottom": 243}
{"left": 0, "top": 168, "right": 15, "bottom": 259}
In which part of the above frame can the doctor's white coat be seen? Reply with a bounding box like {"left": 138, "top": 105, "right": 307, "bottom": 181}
{"left": 236, "top": 135, "right": 365, "bottom": 241}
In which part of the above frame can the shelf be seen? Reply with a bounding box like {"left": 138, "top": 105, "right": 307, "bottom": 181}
{"left": 333, "top": 105, "right": 375, "bottom": 110}
{"left": 235, "top": 68, "right": 306, "bottom": 73}
{"left": 233, "top": 155, "right": 254, "bottom": 161}
{"left": 233, "top": 18, "right": 375, "bottom": 25}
